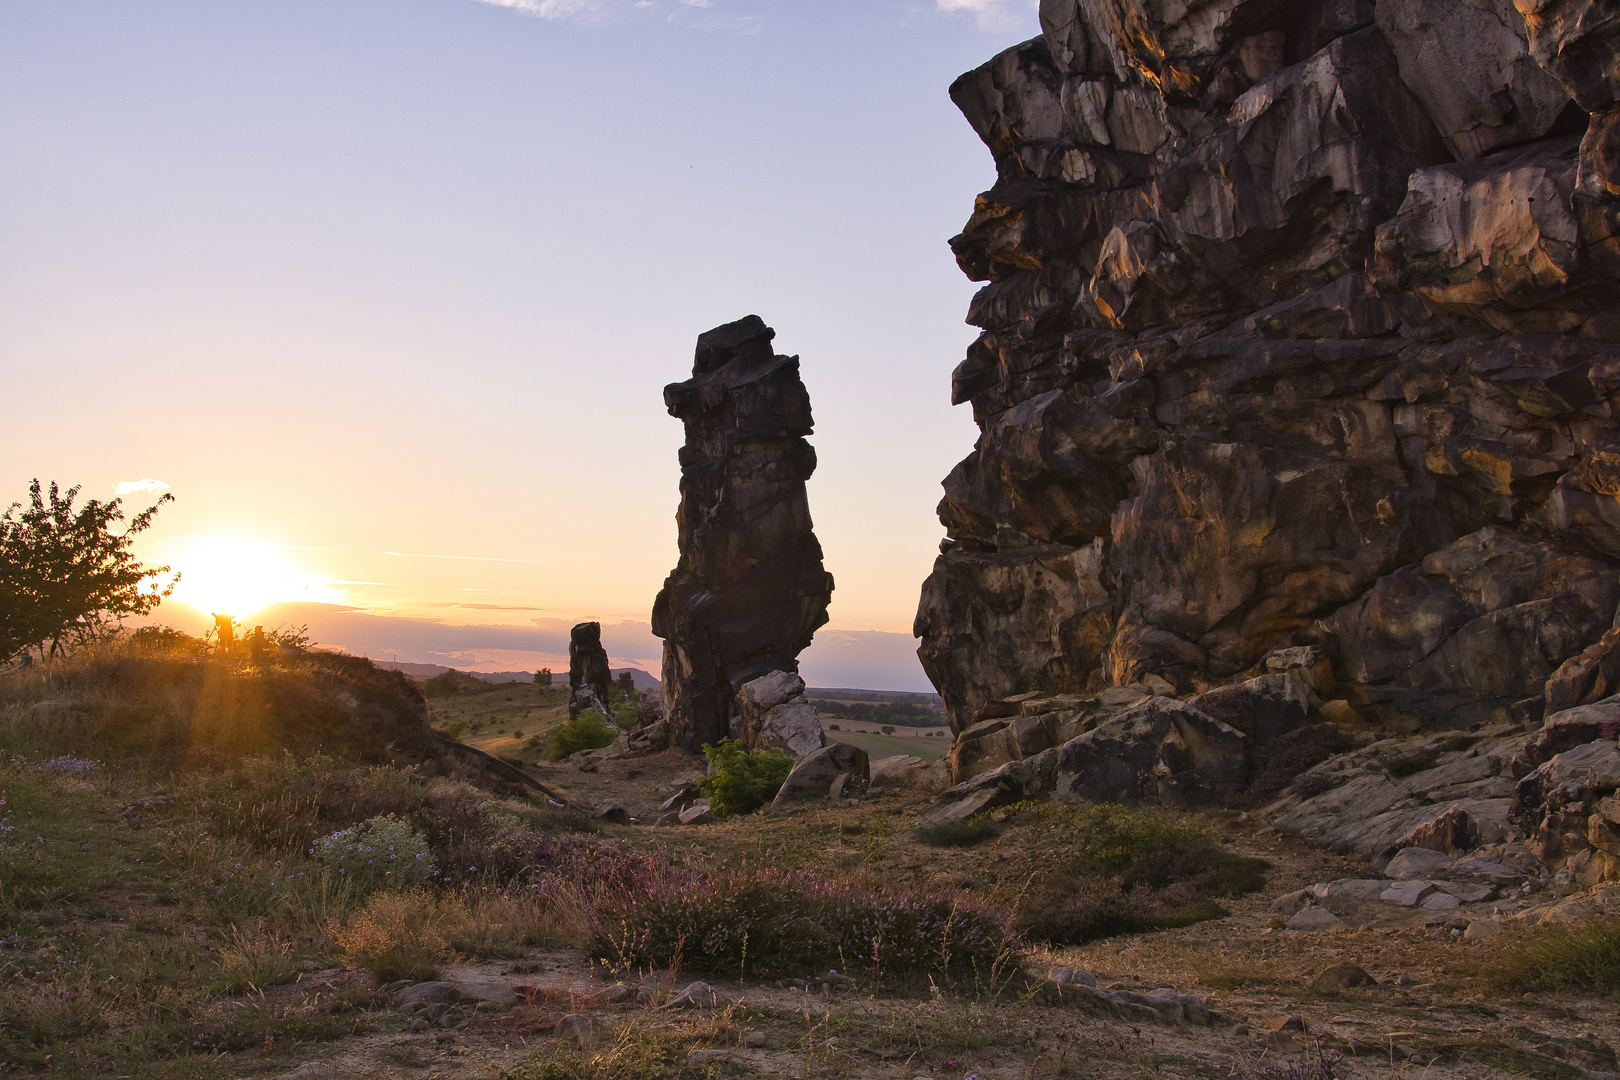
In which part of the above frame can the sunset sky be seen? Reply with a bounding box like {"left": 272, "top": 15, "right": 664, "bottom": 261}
{"left": 0, "top": 0, "right": 1039, "bottom": 688}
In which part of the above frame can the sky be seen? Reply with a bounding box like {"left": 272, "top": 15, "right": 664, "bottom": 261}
{"left": 0, "top": 0, "right": 1040, "bottom": 689}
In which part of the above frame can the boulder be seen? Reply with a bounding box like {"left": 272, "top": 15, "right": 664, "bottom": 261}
{"left": 925, "top": 748, "right": 1059, "bottom": 824}
{"left": 1053, "top": 698, "right": 1248, "bottom": 808}
{"left": 769, "top": 743, "right": 869, "bottom": 811}
{"left": 593, "top": 801, "right": 630, "bottom": 825}
{"left": 1191, "top": 671, "right": 1315, "bottom": 744}
{"left": 737, "top": 672, "right": 825, "bottom": 759}
{"left": 1310, "top": 963, "right": 1376, "bottom": 992}
{"left": 1384, "top": 846, "right": 1456, "bottom": 880}
{"left": 677, "top": 800, "right": 715, "bottom": 825}
{"left": 1286, "top": 908, "right": 1344, "bottom": 931}
{"left": 870, "top": 754, "right": 950, "bottom": 793}
{"left": 651, "top": 316, "right": 834, "bottom": 751}
{"left": 664, "top": 981, "right": 732, "bottom": 1010}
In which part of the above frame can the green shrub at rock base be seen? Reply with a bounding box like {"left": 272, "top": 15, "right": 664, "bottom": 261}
{"left": 547, "top": 711, "right": 616, "bottom": 761}
{"left": 696, "top": 738, "right": 792, "bottom": 818}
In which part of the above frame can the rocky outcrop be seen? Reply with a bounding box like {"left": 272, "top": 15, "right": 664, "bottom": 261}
{"left": 568, "top": 621, "right": 612, "bottom": 719}
{"left": 652, "top": 317, "right": 835, "bottom": 752}
{"left": 735, "top": 670, "right": 825, "bottom": 758}
{"left": 917, "top": 0, "right": 1620, "bottom": 742}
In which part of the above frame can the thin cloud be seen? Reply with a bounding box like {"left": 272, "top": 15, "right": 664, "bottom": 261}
{"left": 936, "top": 0, "right": 1037, "bottom": 32}
{"left": 467, "top": 0, "right": 758, "bottom": 29}
{"left": 468, "top": 0, "right": 609, "bottom": 22}
{"left": 114, "top": 478, "right": 170, "bottom": 496}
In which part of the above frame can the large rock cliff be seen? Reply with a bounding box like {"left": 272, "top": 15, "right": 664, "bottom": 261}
{"left": 652, "top": 316, "right": 835, "bottom": 752}
{"left": 918, "top": 0, "right": 1620, "bottom": 742}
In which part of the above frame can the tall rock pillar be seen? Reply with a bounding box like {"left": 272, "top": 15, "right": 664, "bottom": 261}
{"left": 567, "top": 621, "right": 612, "bottom": 719}
{"left": 652, "top": 316, "right": 835, "bottom": 751}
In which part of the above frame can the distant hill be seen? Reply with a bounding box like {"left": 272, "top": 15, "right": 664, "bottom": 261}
{"left": 376, "top": 661, "right": 660, "bottom": 691}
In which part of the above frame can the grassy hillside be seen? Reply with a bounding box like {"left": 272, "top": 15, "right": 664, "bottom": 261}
{"left": 422, "top": 680, "right": 571, "bottom": 762}
{"left": 0, "top": 636, "right": 598, "bottom": 1077}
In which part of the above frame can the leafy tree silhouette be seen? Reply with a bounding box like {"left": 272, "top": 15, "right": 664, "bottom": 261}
{"left": 0, "top": 479, "right": 175, "bottom": 662}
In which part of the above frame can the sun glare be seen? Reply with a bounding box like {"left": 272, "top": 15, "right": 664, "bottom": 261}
{"left": 167, "top": 538, "right": 355, "bottom": 618}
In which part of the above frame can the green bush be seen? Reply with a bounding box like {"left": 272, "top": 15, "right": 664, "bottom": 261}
{"left": 696, "top": 738, "right": 792, "bottom": 817}
{"left": 547, "top": 711, "right": 617, "bottom": 761}
{"left": 312, "top": 815, "right": 437, "bottom": 889}
{"left": 612, "top": 702, "right": 640, "bottom": 730}
{"left": 442, "top": 719, "right": 470, "bottom": 741}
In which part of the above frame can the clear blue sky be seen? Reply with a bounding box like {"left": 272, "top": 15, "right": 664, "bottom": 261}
{"left": 0, "top": 0, "right": 1039, "bottom": 688}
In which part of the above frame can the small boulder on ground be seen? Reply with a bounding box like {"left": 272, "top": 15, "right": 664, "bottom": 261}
{"left": 1286, "top": 908, "right": 1343, "bottom": 931}
{"left": 769, "top": 742, "right": 869, "bottom": 811}
{"left": 664, "top": 981, "right": 732, "bottom": 1010}
{"left": 678, "top": 799, "right": 715, "bottom": 825}
{"left": 1384, "top": 846, "right": 1455, "bottom": 880}
{"left": 557, "top": 1014, "right": 595, "bottom": 1049}
{"left": 593, "top": 800, "right": 630, "bottom": 825}
{"left": 1310, "top": 963, "right": 1375, "bottom": 992}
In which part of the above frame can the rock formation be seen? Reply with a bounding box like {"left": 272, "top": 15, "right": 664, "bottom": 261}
{"left": 652, "top": 316, "right": 836, "bottom": 751}
{"left": 567, "top": 621, "right": 612, "bottom": 719}
{"left": 736, "top": 671, "right": 825, "bottom": 759}
{"left": 917, "top": 0, "right": 1620, "bottom": 746}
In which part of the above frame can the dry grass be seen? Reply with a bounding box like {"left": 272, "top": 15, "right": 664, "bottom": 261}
{"left": 1489, "top": 916, "right": 1620, "bottom": 993}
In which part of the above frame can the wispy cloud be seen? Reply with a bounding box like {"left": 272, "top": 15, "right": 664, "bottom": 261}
{"left": 468, "top": 0, "right": 610, "bottom": 22}
{"left": 467, "top": 0, "right": 759, "bottom": 29}
{"left": 114, "top": 478, "right": 170, "bottom": 496}
{"left": 936, "top": 0, "right": 1038, "bottom": 33}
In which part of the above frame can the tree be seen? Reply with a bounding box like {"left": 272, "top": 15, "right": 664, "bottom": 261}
{"left": 535, "top": 667, "right": 553, "bottom": 685}
{"left": 0, "top": 480, "right": 175, "bottom": 662}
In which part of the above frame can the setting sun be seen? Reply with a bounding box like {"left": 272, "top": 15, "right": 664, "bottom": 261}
{"left": 165, "top": 538, "right": 356, "bottom": 618}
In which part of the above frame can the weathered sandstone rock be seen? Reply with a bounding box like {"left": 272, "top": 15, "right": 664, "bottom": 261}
{"left": 918, "top": 0, "right": 1620, "bottom": 755}
{"left": 568, "top": 622, "right": 612, "bottom": 719}
{"left": 769, "top": 742, "right": 869, "bottom": 811}
{"left": 735, "top": 670, "right": 824, "bottom": 759}
{"left": 652, "top": 316, "right": 835, "bottom": 751}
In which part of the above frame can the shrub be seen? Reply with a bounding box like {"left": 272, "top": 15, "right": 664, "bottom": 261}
{"left": 1490, "top": 917, "right": 1620, "bottom": 992}
{"left": 1003, "top": 801, "right": 1266, "bottom": 946}
{"left": 914, "top": 817, "right": 998, "bottom": 847}
{"left": 612, "top": 702, "right": 640, "bottom": 730}
{"left": 548, "top": 711, "right": 617, "bottom": 761}
{"left": 442, "top": 719, "right": 470, "bottom": 741}
{"left": 331, "top": 889, "right": 467, "bottom": 983}
{"left": 696, "top": 738, "right": 792, "bottom": 817}
{"left": 424, "top": 669, "right": 485, "bottom": 698}
{"left": 312, "top": 815, "right": 437, "bottom": 888}
{"left": 594, "top": 866, "right": 1008, "bottom": 979}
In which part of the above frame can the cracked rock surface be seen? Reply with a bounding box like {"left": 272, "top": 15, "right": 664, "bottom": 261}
{"left": 919, "top": 0, "right": 1620, "bottom": 741}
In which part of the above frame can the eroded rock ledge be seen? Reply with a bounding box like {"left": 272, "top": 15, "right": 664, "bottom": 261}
{"left": 919, "top": 0, "right": 1620, "bottom": 738}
